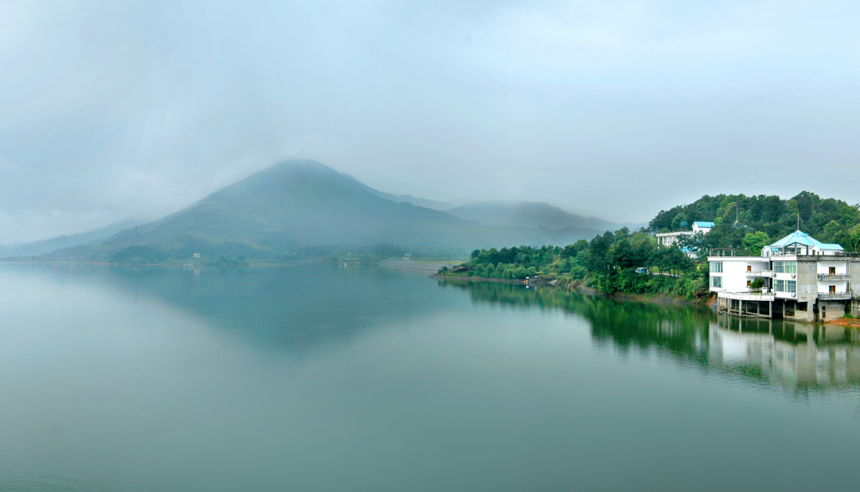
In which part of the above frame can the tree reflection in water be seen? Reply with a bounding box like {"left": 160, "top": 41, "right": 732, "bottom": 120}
{"left": 441, "top": 280, "right": 860, "bottom": 395}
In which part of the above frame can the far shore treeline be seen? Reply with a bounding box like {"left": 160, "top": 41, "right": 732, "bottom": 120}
{"left": 441, "top": 192, "right": 860, "bottom": 300}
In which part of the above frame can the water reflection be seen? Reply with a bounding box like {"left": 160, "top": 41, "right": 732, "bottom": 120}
{"left": 15, "top": 263, "right": 456, "bottom": 356}
{"left": 710, "top": 316, "right": 860, "bottom": 392}
{"left": 444, "top": 280, "right": 860, "bottom": 395}
{"left": 13, "top": 263, "right": 860, "bottom": 395}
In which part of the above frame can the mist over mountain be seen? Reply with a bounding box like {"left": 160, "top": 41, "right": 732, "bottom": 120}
{"left": 445, "top": 202, "right": 644, "bottom": 232}
{"left": 0, "top": 219, "right": 140, "bottom": 257}
{"left": 351, "top": 180, "right": 453, "bottom": 211}
{"left": 30, "top": 160, "right": 612, "bottom": 260}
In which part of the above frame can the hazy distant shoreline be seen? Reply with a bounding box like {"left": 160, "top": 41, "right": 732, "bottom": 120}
{"left": 377, "top": 259, "right": 457, "bottom": 275}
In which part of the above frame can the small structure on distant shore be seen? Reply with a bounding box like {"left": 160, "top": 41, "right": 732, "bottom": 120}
{"left": 193, "top": 253, "right": 200, "bottom": 258}
{"left": 183, "top": 264, "right": 194, "bottom": 269}
{"left": 656, "top": 221, "right": 714, "bottom": 247}
{"left": 403, "top": 253, "right": 412, "bottom": 261}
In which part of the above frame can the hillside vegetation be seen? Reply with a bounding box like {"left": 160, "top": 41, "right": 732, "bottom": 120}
{"left": 441, "top": 192, "right": 860, "bottom": 300}
{"left": 651, "top": 192, "right": 860, "bottom": 255}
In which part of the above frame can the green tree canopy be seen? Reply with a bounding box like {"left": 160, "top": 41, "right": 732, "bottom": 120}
{"left": 741, "top": 231, "right": 770, "bottom": 254}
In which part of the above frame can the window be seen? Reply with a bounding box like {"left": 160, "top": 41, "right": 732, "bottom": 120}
{"left": 784, "top": 262, "right": 797, "bottom": 274}
{"left": 774, "top": 262, "right": 783, "bottom": 273}
{"left": 711, "top": 276, "right": 722, "bottom": 288}
{"left": 830, "top": 285, "right": 836, "bottom": 294}
{"left": 710, "top": 262, "right": 723, "bottom": 273}
{"left": 746, "top": 280, "right": 751, "bottom": 287}
{"left": 775, "top": 280, "right": 796, "bottom": 293}
{"left": 829, "top": 267, "right": 836, "bottom": 276}
{"left": 747, "top": 265, "right": 752, "bottom": 272}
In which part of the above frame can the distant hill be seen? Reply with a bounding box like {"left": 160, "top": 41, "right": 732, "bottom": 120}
{"left": 340, "top": 172, "right": 453, "bottom": 210}
{"left": 357, "top": 185, "right": 453, "bottom": 211}
{"left": 0, "top": 219, "right": 139, "bottom": 258}
{"left": 42, "top": 160, "right": 605, "bottom": 260}
{"left": 445, "top": 201, "right": 641, "bottom": 233}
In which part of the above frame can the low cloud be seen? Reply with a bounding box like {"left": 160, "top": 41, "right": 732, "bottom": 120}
{"left": 2, "top": 0, "right": 859, "bottom": 243}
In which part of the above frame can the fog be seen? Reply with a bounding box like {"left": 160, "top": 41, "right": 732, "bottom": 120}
{"left": 2, "top": 0, "right": 859, "bottom": 243}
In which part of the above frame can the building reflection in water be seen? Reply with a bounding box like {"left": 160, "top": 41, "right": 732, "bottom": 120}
{"left": 443, "top": 279, "right": 860, "bottom": 395}
{"left": 709, "top": 315, "right": 860, "bottom": 391}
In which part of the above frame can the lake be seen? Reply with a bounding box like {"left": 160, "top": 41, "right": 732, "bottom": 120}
{"left": 2, "top": 263, "right": 860, "bottom": 491}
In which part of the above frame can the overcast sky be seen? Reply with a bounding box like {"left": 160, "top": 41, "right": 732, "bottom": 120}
{"left": 1, "top": 0, "right": 859, "bottom": 243}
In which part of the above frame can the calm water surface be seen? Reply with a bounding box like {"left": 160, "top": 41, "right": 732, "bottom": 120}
{"left": 2, "top": 263, "right": 860, "bottom": 491}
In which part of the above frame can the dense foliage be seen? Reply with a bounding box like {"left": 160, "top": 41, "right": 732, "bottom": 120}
{"left": 454, "top": 228, "right": 708, "bottom": 299}
{"left": 651, "top": 191, "right": 860, "bottom": 255}
{"left": 447, "top": 191, "right": 860, "bottom": 300}
{"left": 109, "top": 245, "right": 167, "bottom": 264}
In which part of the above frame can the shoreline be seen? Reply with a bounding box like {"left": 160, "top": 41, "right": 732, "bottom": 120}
{"left": 377, "top": 259, "right": 457, "bottom": 275}
{"left": 434, "top": 273, "right": 711, "bottom": 306}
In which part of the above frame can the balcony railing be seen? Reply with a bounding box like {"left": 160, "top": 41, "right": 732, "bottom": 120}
{"left": 818, "top": 292, "right": 854, "bottom": 301}
{"left": 818, "top": 273, "right": 850, "bottom": 281}
{"left": 774, "top": 291, "right": 797, "bottom": 298}
{"left": 746, "top": 270, "right": 774, "bottom": 277}
{"left": 719, "top": 291, "right": 776, "bottom": 301}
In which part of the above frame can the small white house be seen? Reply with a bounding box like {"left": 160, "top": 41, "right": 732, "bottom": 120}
{"left": 692, "top": 221, "right": 714, "bottom": 235}
{"left": 656, "top": 221, "right": 714, "bottom": 247}
{"left": 656, "top": 231, "right": 688, "bottom": 247}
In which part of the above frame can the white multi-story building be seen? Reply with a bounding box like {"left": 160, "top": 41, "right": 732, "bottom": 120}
{"left": 656, "top": 221, "right": 714, "bottom": 247}
{"left": 708, "top": 230, "right": 860, "bottom": 321}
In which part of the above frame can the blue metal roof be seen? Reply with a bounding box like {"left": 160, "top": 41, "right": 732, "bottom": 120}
{"left": 769, "top": 230, "right": 843, "bottom": 250}
{"left": 693, "top": 221, "right": 715, "bottom": 228}
{"left": 819, "top": 243, "right": 844, "bottom": 250}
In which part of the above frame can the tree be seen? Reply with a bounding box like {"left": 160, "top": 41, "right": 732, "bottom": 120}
{"left": 585, "top": 231, "right": 614, "bottom": 275}
{"left": 671, "top": 212, "right": 688, "bottom": 231}
{"left": 742, "top": 231, "right": 770, "bottom": 255}
{"left": 850, "top": 224, "right": 860, "bottom": 252}
{"left": 677, "top": 232, "right": 708, "bottom": 259}
{"left": 821, "top": 220, "right": 842, "bottom": 244}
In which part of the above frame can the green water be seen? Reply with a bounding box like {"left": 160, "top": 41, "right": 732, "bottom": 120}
{"left": 2, "top": 263, "right": 859, "bottom": 491}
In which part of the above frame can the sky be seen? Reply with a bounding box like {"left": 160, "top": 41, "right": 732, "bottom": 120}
{"left": 1, "top": 0, "right": 859, "bottom": 243}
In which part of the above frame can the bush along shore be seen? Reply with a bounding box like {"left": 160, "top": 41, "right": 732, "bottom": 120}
{"left": 436, "top": 228, "right": 710, "bottom": 302}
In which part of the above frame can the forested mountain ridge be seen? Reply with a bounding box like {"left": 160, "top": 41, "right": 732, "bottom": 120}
{"left": 444, "top": 201, "right": 639, "bottom": 233}
{"left": 34, "top": 160, "right": 605, "bottom": 261}
{"left": 651, "top": 192, "right": 860, "bottom": 252}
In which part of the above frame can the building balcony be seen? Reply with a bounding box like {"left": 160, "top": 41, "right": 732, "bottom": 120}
{"left": 818, "top": 292, "right": 854, "bottom": 301}
{"left": 818, "top": 273, "right": 850, "bottom": 281}
{"left": 746, "top": 270, "right": 774, "bottom": 277}
{"left": 718, "top": 291, "right": 776, "bottom": 301}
